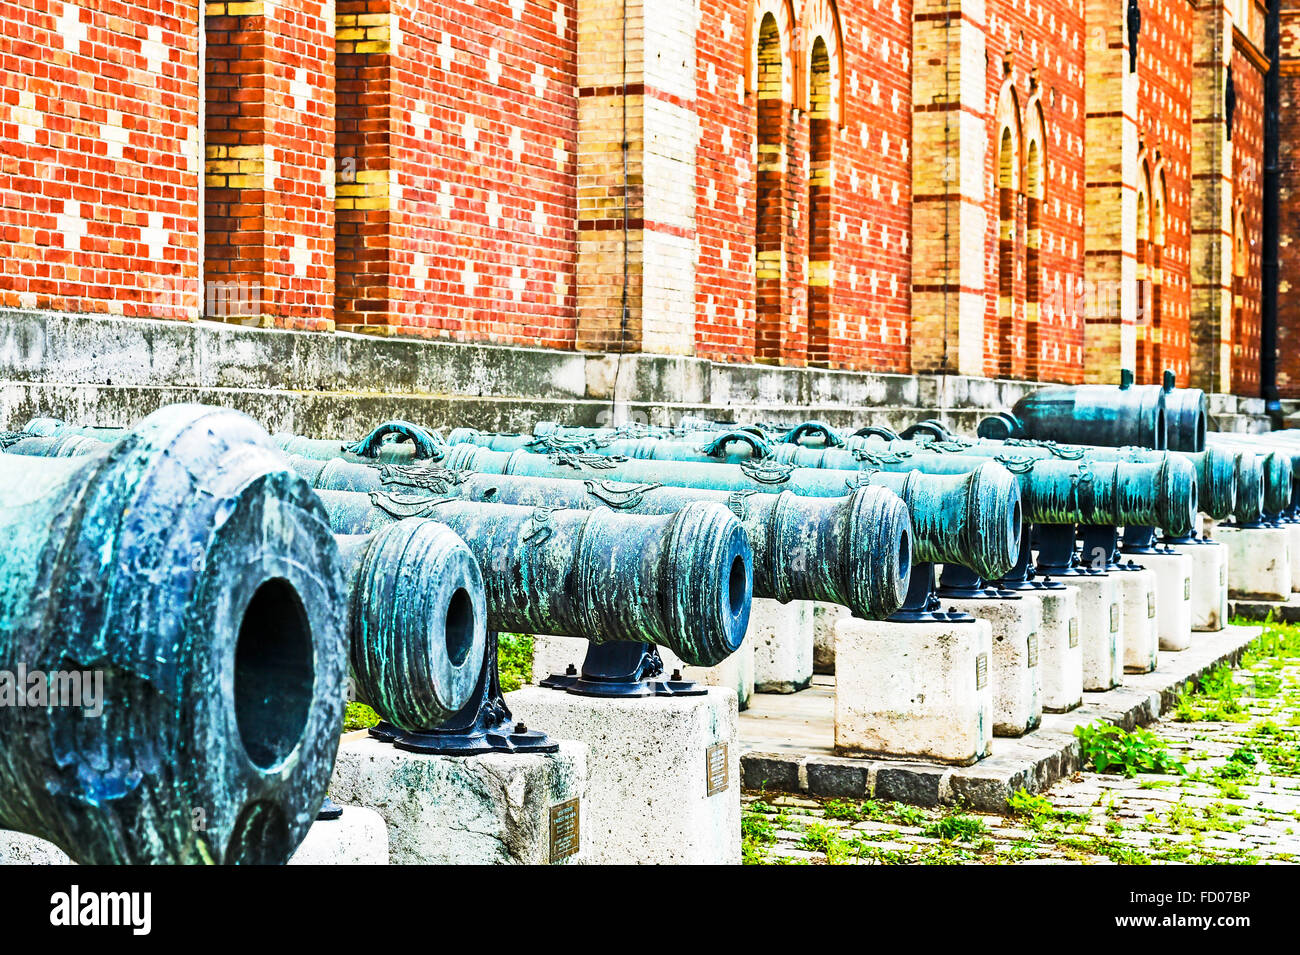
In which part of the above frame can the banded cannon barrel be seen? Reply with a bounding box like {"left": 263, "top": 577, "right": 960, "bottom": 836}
{"left": 289, "top": 455, "right": 912, "bottom": 620}
{"left": 1206, "top": 433, "right": 1299, "bottom": 520}
{"left": 0, "top": 405, "right": 349, "bottom": 865}
{"left": 318, "top": 491, "right": 753, "bottom": 670}
{"left": 335, "top": 519, "right": 487, "bottom": 734}
{"left": 975, "top": 371, "right": 1207, "bottom": 452}
{"left": 435, "top": 444, "right": 1021, "bottom": 582}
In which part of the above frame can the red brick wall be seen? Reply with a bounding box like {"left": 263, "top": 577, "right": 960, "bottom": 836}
{"left": 1230, "top": 44, "right": 1265, "bottom": 395}
{"left": 379, "top": 0, "right": 578, "bottom": 346}
{"left": 205, "top": 0, "right": 334, "bottom": 330}
{"left": 0, "top": 0, "right": 199, "bottom": 319}
{"left": 981, "top": 0, "right": 1087, "bottom": 384}
{"left": 1136, "top": 0, "right": 1194, "bottom": 387}
{"left": 1278, "top": 4, "right": 1300, "bottom": 396}
{"left": 694, "top": 0, "right": 913, "bottom": 371}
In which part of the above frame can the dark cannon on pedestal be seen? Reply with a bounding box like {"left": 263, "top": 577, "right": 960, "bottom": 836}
{"left": 0, "top": 406, "right": 349, "bottom": 865}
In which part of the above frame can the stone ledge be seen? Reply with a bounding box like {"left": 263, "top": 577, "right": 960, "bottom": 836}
{"left": 739, "top": 624, "right": 1261, "bottom": 812}
{"left": 1229, "top": 593, "right": 1300, "bottom": 623}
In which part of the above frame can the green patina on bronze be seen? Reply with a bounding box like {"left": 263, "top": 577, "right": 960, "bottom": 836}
{"left": 975, "top": 374, "right": 1208, "bottom": 453}
{"left": 430, "top": 443, "right": 1020, "bottom": 581}
{"left": 315, "top": 490, "right": 753, "bottom": 669}
{"left": 334, "top": 520, "right": 487, "bottom": 734}
{"left": 0, "top": 405, "right": 349, "bottom": 865}
{"left": 289, "top": 455, "right": 912, "bottom": 620}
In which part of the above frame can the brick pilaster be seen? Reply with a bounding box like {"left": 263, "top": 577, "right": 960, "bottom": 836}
{"left": 204, "top": 0, "right": 335, "bottom": 329}
{"left": 574, "top": 0, "right": 697, "bottom": 356}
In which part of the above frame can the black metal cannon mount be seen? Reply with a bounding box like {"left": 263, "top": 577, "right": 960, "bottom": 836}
{"left": 1079, "top": 524, "right": 1146, "bottom": 574}
{"left": 370, "top": 630, "right": 558, "bottom": 755}
{"left": 889, "top": 563, "right": 977, "bottom": 624}
{"left": 539, "top": 641, "right": 706, "bottom": 698}
{"left": 989, "top": 526, "right": 1068, "bottom": 593}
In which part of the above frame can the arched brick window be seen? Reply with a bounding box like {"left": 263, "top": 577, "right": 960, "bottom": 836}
{"left": 754, "top": 12, "right": 786, "bottom": 362}
{"left": 1023, "top": 98, "right": 1045, "bottom": 380}
{"left": 1136, "top": 160, "right": 1151, "bottom": 382}
{"left": 994, "top": 80, "right": 1021, "bottom": 379}
{"left": 1150, "top": 169, "right": 1167, "bottom": 379}
{"left": 805, "top": 36, "right": 833, "bottom": 366}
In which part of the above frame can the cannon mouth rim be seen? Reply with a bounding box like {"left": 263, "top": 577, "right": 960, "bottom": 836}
{"left": 1199, "top": 447, "right": 1239, "bottom": 520}
{"left": 663, "top": 501, "right": 753, "bottom": 667}
{"left": 845, "top": 485, "right": 913, "bottom": 619}
{"left": 350, "top": 518, "right": 487, "bottom": 733}
{"left": 1157, "top": 457, "right": 1199, "bottom": 538}
{"left": 965, "top": 462, "right": 1023, "bottom": 581}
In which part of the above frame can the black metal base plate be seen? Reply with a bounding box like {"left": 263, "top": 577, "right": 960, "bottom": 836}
{"left": 887, "top": 608, "right": 977, "bottom": 624}
{"left": 996, "top": 578, "right": 1067, "bottom": 591}
{"left": 370, "top": 720, "right": 560, "bottom": 756}
{"left": 538, "top": 672, "right": 707, "bottom": 697}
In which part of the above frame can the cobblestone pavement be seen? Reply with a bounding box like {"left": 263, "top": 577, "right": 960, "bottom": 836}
{"left": 742, "top": 622, "right": 1300, "bottom": 865}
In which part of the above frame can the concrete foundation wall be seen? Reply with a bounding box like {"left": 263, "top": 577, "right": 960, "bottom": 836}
{"left": 0, "top": 308, "right": 1277, "bottom": 437}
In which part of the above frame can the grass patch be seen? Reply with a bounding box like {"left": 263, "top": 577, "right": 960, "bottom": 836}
{"left": 1075, "top": 721, "right": 1185, "bottom": 777}
{"left": 343, "top": 701, "right": 381, "bottom": 732}
{"left": 497, "top": 632, "right": 534, "bottom": 693}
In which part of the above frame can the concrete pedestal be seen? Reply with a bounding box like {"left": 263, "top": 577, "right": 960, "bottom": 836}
{"left": 1116, "top": 568, "right": 1159, "bottom": 673}
{"left": 750, "top": 598, "right": 814, "bottom": 693}
{"left": 1134, "top": 551, "right": 1194, "bottom": 651}
{"left": 833, "top": 617, "right": 993, "bottom": 765}
{"left": 813, "top": 601, "right": 850, "bottom": 674}
{"left": 946, "top": 596, "right": 1042, "bottom": 737}
{"left": 1, "top": 807, "right": 391, "bottom": 865}
{"left": 288, "top": 806, "right": 389, "bottom": 865}
{"left": 1215, "top": 526, "right": 1291, "bottom": 600}
{"left": 1036, "top": 585, "right": 1082, "bottom": 713}
{"left": 330, "top": 736, "right": 588, "bottom": 864}
{"left": 1289, "top": 524, "right": 1300, "bottom": 593}
{"left": 1057, "top": 572, "right": 1122, "bottom": 690}
{"left": 1168, "top": 541, "right": 1228, "bottom": 632}
{"left": 506, "top": 686, "right": 739, "bottom": 865}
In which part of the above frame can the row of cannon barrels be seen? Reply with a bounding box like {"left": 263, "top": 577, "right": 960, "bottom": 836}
{"left": 4, "top": 388, "right": 1294, "bottom": 866}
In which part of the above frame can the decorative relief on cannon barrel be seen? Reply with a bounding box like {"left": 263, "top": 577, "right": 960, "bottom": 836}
{"left": 582, "top": 479, "right": 664, "bottom": 509}
{"left": 739, "top": 459, "right": 795, "bottom": 484}
{"left": 550, "top": 451, "right": 628, "bottom": 470}
{"left": 379, "top": 464, "right": 467, "bottom": 493}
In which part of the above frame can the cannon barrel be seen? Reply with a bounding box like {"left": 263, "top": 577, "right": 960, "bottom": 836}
{"left": 0, "top": 405, "right": 348, "bottom": 865}
{"left": 975, "top": 375, "right": 1207, "bottom": 452}
{"left": 335, "top": 520, "right": 487, "bottom": 734}
{"left": 317, "top": 491, "right": 753, "bottom": 668}
{"left": 762, "top": 443, "right": 1197, "bottom": 535}
{"left": 289, "top": 455, "right": 912, "bottom": 620}
{"left": 437, "top": 444, "right": 1021, "bottom": 581}
{"left": 1206, "top": 433, "right": 1298, "bottom": 517}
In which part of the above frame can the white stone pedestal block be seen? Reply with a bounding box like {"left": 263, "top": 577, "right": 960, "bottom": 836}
{"left": 289, "top": 806, "right": 389, "bottom": 865}
{"left": 1116, "top": 568, "right": 1159, "bottom": 673}
{"left": 833, "top": 616, "right": 993, "bottom": 765}
{"left": 750, "top": 598, "right": 814, "bottom": 693}
{"left": 813, "top": 601, "right": 850, "bottom": 674}
{"left": 1036, "top": 585, "right": 1082, "bottom": 712}
{"left": 0, "top": 831, "right": 70, "bottom": 865}
{"left": 1168, "top": 541, "right": 1228, "bottom": 631}
{"left": 1, "top": 807, "right": 392, "bottom": 866}
{"left": 330, "top": 736, "right": 588, "bottom": 865}
{"left": 1135, "top": 551, "right": 1194, "bottom": 651}
{"left": 1061, "top": 572, "right": 1122, "bottom": 690}
{"left": 1215, "top": 526, "right": 1291, "bottom": 600}
{"left": 505, "top": 686, "right": 739, "bottom": 865}
{"left": 946, "top": 596, "right": 1042, "bottom": 737}
{"left": 1289, "top": 524, "right": 1300, "bottom": 592}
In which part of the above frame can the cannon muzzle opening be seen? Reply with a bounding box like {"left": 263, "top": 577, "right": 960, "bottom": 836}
{"left": 844, "top": 485, "right": 912, "bottom": 619}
